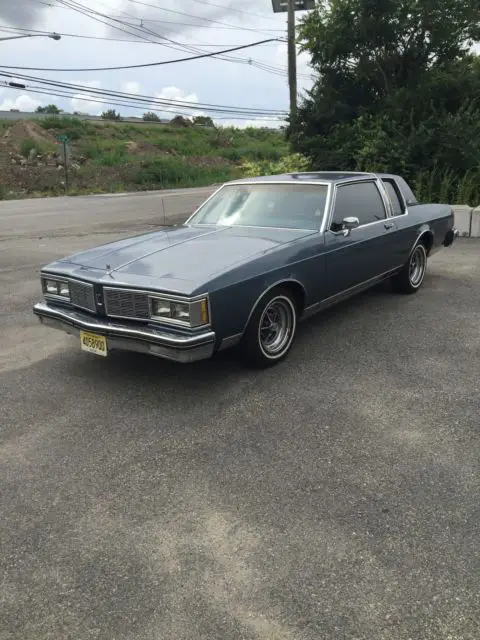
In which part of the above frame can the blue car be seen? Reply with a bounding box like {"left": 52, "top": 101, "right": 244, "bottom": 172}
{"left": 33, "top": 171, "right": 458, "bottom": 367}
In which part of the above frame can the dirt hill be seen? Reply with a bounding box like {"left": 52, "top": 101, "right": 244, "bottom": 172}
{"left": 0, "top": 117, "right": 288, "bottom": 198}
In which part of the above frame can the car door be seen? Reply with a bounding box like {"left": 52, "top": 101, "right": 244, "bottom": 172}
{"left": 323, "top": 180, "right": 397, "bottom": 298}
{"left": 381, "top": 177, "right": 418, "bottom": 266}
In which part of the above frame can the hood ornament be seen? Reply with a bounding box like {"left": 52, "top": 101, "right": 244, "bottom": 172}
{"left": 105, "top": 263, "right": 114, "bottom": 278}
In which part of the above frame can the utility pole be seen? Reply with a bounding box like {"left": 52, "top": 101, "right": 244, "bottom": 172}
{"left": 287, "top": 0, "right": 297, "bottom": 121}
{"left": 271, "top": 0, "right": 315, "bottom": 123}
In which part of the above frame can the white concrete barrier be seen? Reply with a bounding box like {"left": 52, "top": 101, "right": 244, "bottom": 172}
{"left": 452, "top": 205, "right": 472, "bottom": 236}
{"left": 470, "top": 206, "right": 480, "bottom": 238}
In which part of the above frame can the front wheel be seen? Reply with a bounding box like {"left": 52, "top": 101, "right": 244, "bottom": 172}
{"left": 391, "top": 243, "right": 427, "bottom": 294}
{"left": 242, "top": 288, "right": 297, "bottom": 368}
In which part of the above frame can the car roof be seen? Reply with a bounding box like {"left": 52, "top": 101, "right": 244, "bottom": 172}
{"left": 222, "top": 171, "right": 419, "bottom": 205}
{"left": 227, "top": 171, "right": 381, "bottom": 185}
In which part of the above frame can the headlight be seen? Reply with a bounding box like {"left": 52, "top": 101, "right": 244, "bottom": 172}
{"left": 58, "top": 282, "right": 70, "bottom": 297}
{"left": 42, "top": 277, "right": 70, "bottom": 299}
{"left": 150, "top": 296, "right": 209, "bottom": 327}
{"left": 45, "top": 279, "right": 58, "bottom": 294}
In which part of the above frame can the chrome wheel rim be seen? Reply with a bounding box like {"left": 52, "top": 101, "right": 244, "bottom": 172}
{"left": 409, "top": 246, "right": 426, "bottom": 287}
{"left": 258, "top": 296, "right": 295, "bottom": 358}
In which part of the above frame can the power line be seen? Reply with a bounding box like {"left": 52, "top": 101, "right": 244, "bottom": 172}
{"left": 0, "top": 25, "right": 281, "bottom": 46}
{"left": 124, "top": 0, "right": 284, "bottom": 34}
{"left": 42, "top": 0, "right": 296, "bottom": 80}
{"left": 13, "top": 0, "right": 307, "bottom": 81}
{"left": 0, "top": 24, "right": 149, "bottom": 43}
{"left": 52, "top": 0, "right": 164, "bottom": 45}
{"left": 44, "top": 0, "right": 286, "bottom": 34}
{"left": 106, "top": 17, "right": 285, "bottom": 32}
{"left": 2, "top": 82, "right": 286, "bottom": 122}
{"left": 188, "top": 0, "right": 282, "bottom": 23}
{"left": 0, "top": 37, "right": 282, "bottom": 72}
{"left": 0, "top": 72, "right": 287, "bottom": 115}
{"left": 49, "top": 0, "right": 295, "bottom": 78}
{"left": 131, "top": 20, "right": 304, "bottom": 78}
{"left": 128, "top": 20, "right": 310, "bottom": 80}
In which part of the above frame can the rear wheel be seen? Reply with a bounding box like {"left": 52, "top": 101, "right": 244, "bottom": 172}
{"left": 242, "top": 288, "right": 297, "bottom": 368}
{"left": 391, "top": 243, "right": 427, "bottom": 294}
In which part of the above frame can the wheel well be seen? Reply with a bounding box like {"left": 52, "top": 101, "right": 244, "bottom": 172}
{"left": 276, "top": 281, "right": 306, "bottom": 316}
{"left": 418, "top": 231, "right": 434, "bottom": 255}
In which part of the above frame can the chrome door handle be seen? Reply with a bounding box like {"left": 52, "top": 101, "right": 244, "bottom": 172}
{"left": 384, "top": 221, "right": 394, "bottom": 229}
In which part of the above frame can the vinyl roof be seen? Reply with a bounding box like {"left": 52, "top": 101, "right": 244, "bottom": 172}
{"left": 228, "top": 171, "right": 378, "bottom": 184}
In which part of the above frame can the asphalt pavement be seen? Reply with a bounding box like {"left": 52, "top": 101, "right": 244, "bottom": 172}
{"left": 1, "top": 190, "right": 479, "bottom": 640}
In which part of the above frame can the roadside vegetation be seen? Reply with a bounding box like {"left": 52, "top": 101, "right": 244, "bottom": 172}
{"left": 0, "top": 117, "right": 289, "bottom": 198}
{"left": 286, "top": 0, "right": 480, "bottom": 206}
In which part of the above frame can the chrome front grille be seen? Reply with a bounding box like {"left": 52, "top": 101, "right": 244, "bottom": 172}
{"left": 104, "top": 287, "right": 150, "bottom": 320}
{"left": 69, "top": 280, "right": 96, "bottom": 312}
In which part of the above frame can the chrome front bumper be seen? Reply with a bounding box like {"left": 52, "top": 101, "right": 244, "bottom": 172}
{"left": 33, "top": 301, "right": 216, "bottom": 363}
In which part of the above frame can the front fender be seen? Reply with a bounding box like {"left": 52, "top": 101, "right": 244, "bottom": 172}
{"left": 209, "top": 272, "right": 307, "bottom": 344}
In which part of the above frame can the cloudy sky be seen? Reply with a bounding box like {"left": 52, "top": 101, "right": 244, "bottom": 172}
{"left": 0, "top": 0, "right": 315, "bottom": 127}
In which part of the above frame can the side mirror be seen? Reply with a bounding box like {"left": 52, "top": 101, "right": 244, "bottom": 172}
{"left": 342, "top": 216, "right": 360, "bottom": 236}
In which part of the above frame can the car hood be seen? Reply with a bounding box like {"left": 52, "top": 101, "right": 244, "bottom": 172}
{"left": 50, "top": 224, "right": 313, "bottom": 294}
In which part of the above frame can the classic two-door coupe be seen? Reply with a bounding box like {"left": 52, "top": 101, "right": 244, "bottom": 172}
{"left": 33, "top": 171, "right": 458, "bottom": 367}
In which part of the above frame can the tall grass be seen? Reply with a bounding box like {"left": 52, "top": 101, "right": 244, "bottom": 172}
{"left": 132, "top": 156, "right": 233, "bottom": 189}
{"left": 39, "top": 116, "right": 95, "bottom": 141}
{"left": 20, "top": 138, "right": 56, "bottom": 158}
{"left": 413, "top": 166, "right": 480, "bottom": 206}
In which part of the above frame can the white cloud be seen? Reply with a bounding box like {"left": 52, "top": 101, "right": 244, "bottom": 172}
{"left": 122, "top": 81, "right": 141, "bottom": 95}
{"left": 70, "top": 80, "right": 103, "bottom": 115}
{"left": 153, "top": 86, "right": 201, "bottom": 119}
{"left": 0, "top": 94, "right": 42, "bottom": 112}
{"left": 156, "top": 86, "right": 199, "bottom": 105}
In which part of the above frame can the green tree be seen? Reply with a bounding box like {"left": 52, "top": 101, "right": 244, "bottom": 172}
{"left": 289, "top": 0, "right": 480, "bottom": 200}
{"left": 36, "top": 104, "right": 62, "bottom": 114}
{"left": 193, "top": 115, "right": 215, "bottom": 127}
{"left": 143, "top": 111, "right": 160, "bottom": 121}
{"left": 101, "top": 109, "right": 122, "bottom": 120}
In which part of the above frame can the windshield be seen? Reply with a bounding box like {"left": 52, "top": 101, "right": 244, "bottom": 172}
{"left": 189, "top": 183, "right": 329, "bottom": 231}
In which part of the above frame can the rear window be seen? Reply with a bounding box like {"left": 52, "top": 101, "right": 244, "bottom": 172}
{"left": 382, "top": 179, "right": 404, "bottom": 216}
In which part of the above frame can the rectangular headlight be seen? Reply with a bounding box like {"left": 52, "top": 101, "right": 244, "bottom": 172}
{"left": 42, "top": 277, "right": 70, "bottom": 299}
{"left": 45, "top": 279, "right": 59, "bottom": 294}
{"left": 150, "top": 296, "right": 209, "bottom": 328}
{"left": 151, "top": 299, "right": 171, "bottom": 318}
{"left": 58, "top": 282, "right": 70, "bottom": 297}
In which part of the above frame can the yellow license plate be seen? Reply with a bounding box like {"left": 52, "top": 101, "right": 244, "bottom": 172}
{"left": 80, "top": 330, "right": 107, "bottom": 357}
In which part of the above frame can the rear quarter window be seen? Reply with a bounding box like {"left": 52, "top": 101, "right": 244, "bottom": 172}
{"left": 382, "top": 179, "right": 405, "bottom": 216}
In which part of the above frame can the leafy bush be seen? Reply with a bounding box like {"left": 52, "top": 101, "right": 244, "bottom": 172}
{"left": 220, "top": 143, "right": 284, "bottom": 163}
{"left": 39, "top": 116, "right": 91, "bottom": 140}
{"left": 241, "top": 153, "right": 311, "bottom": 177}
{"left": 143, "top": 112, "right": 160, "bottom": 122}
{"left": 193, "top": 115, "right": 215, "bottom": 127}
{"left": 20, "top": 138, "right": 55, "bottom": 158}
{"left": 101, "top": 109, "right": 122, "bottom": 121}
{"left": 290, "top": 1, "right": 480, "bottom": 205}
{"left": 20, "top": 139, "right": 37, "bottom": 158}
{"left": 36, "top": 104, "right": 62, "bottom": 114}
